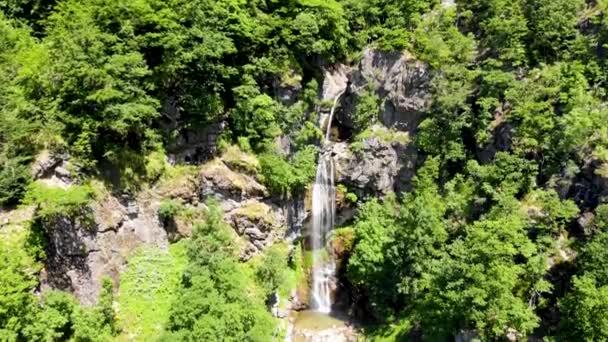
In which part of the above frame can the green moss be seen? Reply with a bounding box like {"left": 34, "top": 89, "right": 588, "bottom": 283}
{"left": 234, "top": 201, "right": 275, "bottom": 225}
{"left": 330, "top": 227, "right": 355, "bottom": 255}
{"left": 23, "top": 182, "right": 95, "bottom": 219}
{"left": 221, "top": 145, "right": 260, "bottom": 175}
{"left": 117, "top": 241, "right": 188, "bottom": 341}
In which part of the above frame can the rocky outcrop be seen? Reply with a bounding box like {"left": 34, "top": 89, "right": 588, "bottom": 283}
{"left": 32, "top": 150, "right": 74, "bottom": 188}
{"left": 168, "top": 121, "right": 226, "bottom": 164}
{"left": 230, "top": 200, "right": 288, "bottom": 260}
{"left": 331, "top": 127, "right": 418, "bottom": 196}
{"left": 161, "top": 156, "right": 304, "bottom": 261}
{"left": 40, "top": 191, "right": 168, "bottom": 305}
{"left": 337, "top": 48, "right": 432, "bottom": 133}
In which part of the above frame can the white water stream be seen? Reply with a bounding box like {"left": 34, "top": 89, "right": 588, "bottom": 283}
{"left": 309, "top": 92, "right": 343, "bottom": 313}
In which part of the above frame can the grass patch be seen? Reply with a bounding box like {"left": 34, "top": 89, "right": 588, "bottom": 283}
{"left": 221, "top": 145, "right": 260, "bottom": 175}
{"left": 350, "top": 125, "right": 410, "bottom": 153}
{"left": 362, "top": 321, "right": 412, "bottom": 342}
{"left": 116, "top": 241, "right": 188, "bottom": 341}
{"left": 234, "top": 200, "right": 275, "bottom": 225}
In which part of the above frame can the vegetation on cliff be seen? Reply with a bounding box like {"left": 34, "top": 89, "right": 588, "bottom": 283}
{"left": 3, "top": 0, "right": 608, "bottom": 340}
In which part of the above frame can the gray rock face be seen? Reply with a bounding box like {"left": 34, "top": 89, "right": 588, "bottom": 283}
{"left": 40, "top": 194, "right": 168, "bottom": 305}
{"left": 168, "top": 121, "right": 226, "bottom": 164}
{"left": 331, "top": 131, "right": 418, "bottom": 196}
{"left": 32, "top": 151, "right": 75, "bottom": 187}
{"left": 322, "top": 64, "right": 350, "bottom": 102}
{"left": 162, "top": 158, "right": 304, "bottom": 261}
{"left": 338, "top": 48, "right": 432, "bottom": 132}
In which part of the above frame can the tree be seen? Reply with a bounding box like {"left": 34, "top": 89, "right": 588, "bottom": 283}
{"left": 418, "top": 198, "right": 542, "bottom": 339}
{"left": 559, "top": 275, "right": 608, "bottom": 341}
{"left": 165, "top": 201, "right": 274, "bottom": 341}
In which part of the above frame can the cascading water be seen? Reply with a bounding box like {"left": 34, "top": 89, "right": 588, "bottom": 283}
{"left": 309, "top": 91, "right": 343, "bottom": 313}
{"left": 310, "top": 155, "right": 336, "bottom": 313}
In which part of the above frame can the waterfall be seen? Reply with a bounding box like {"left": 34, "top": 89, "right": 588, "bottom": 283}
{"left": 325, "top": 90, "right": 345, "bottom": 141}
{"left": 310, "top": 155, "right": 336, "bottom": 313}
{"left": 310, "top": 92, "right": 342, "bottom": 313}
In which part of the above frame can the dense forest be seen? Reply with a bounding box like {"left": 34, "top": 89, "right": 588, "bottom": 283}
{"left": 3, "top": 0, "right": 608, "bottom": 341}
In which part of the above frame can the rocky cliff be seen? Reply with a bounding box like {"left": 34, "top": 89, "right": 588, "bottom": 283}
{"left": 11, "top": 48, "right": 431, "bottom": 307}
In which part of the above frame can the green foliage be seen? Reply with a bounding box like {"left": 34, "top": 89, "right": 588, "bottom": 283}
{"left": 164, "top": 201, "right": 274, "bottom": 341}
{"left": 559, "top": 275, "right": 608, "bottom": 341}
{"left": 0, "top": 228, "right": 117, "bottom": 341}
{"left": 352, "top": 89, "right": 380, "bottom": 131}
{"left": 0, "top": 157, "right": 32, "bottom": 206}
{"left": 231, "top": 82, "right": 282, "bottom": 151}
{"left": 341, "top": 0, "right": 440, "bottom": 51}
{"left": 158, "top": 199, "right": 183, "bottom": 222}
{"left": 23, "top": 182, "right": 94, "bottom": 219}
{"left": 348, "top": 158, "right": 448, "bottom": 317}
{"left": 525, "top": 0, "right": 586, "bottom": 63}
{"left": 255, "top": 245, "right": 289, "bottom": 298}
{"left": 0, "top": 238, "right": 37, "bottom": 340}
{"left": 6, "top": 0, "right": 608, "bottom": 339}
{"left": 418, "top": 198, "right": 543, "bottom": 339}
{"left": 413, "top": 8, "right": 476, "bottom": 69}
{"left": 259, "top": 146, "right": 316, "bottom": 196}
{"left": 118, "top": 242, "right": 188, "bottom": 341}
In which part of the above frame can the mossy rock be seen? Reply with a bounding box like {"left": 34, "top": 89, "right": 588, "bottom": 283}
{"left": 221, "top": 145, "right": 260, "bottom": 176}
{"left": 200, "top": 159, "right": 267, "bottom": 198}
{"left": 234, "top": 200, "right": 276, "bottom": 226}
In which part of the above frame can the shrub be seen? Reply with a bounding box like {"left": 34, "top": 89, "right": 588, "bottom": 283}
{"left": 23, "top": 182, "right": 94, "bottom": 219}
{"left": 0, "top": 157, "right": 32, "bottom": 206}
{"left": 352, "top": 89, "right": 380, "bottom": 131}
{"left": 158, "top": 199, "right": 183, "bottom": 222}
{"left": 259, "top": 145, "right": 317, "bottom": 196}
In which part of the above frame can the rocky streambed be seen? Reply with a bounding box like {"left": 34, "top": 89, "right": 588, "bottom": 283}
{"left": 287, "top": 310, "right": 359, "bottom": 342}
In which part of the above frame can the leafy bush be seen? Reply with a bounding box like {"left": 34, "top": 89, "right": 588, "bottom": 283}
{"left": 255, "top": 246, "right": 289, "bottom": 298}
{"left": 158, "top": 199, "right": 183, "bottom": 222}
{"left": 0, "top": 157, "right": 31, "bottom": 206}
{"left": 164, "top": 201, "right": 274, "bottom": 341}
{"left": 259, "top": 146, "right": 317, "bottom": 196}
{"left": 352, "top": 89, "right": 380, "bottom": 131}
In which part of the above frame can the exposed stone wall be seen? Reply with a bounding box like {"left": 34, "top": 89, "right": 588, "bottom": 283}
{"left": 336, "top": 48, "right": 432, "bottom": 133}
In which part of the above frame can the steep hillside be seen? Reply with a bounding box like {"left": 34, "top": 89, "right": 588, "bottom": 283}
{"left": 3, "top": 0, "right": 608, "bottom": 341}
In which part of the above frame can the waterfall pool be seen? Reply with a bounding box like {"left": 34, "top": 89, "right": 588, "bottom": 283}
{"left": 289, "top": 310, "right": 357, "bottom": 342}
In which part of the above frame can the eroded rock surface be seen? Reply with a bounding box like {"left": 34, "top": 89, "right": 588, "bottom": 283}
{"left": 40, "top": 191, "right": 168, "bottom": 305}
{"left": 331, "top": 129, "right": 418, "bottom": 196}
{"left": 160, "top": 157, "right": 303, "bottom": 261}
{"left": 338, "top": 48, "right": 432, "bottom": 132}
